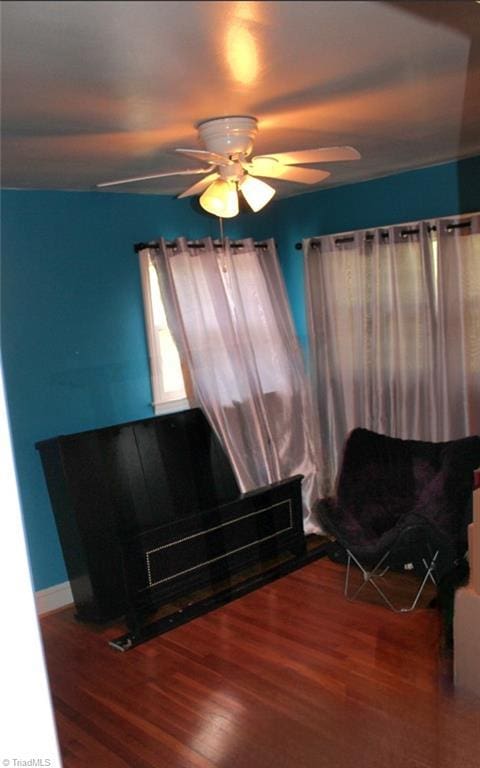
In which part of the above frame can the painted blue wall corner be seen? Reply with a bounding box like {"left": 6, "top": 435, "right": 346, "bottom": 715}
{"left": 1, "top": 155, "right": 479, "bottom": 591}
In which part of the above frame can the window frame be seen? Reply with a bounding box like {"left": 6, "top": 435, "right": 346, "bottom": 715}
{"left": 138, "top": 251, "right": 189, "bottom": 416}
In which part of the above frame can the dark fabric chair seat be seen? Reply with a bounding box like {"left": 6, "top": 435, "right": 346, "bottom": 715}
{"left": 318, "top": 499, "right": 453, "bottom": 570}
{"left": 316, "top": 429, "right": 480, "bottom": 608}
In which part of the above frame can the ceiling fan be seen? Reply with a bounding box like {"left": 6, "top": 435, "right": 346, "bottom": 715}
{"left": 97, "top": 115, "right": 361, "bottom": 218}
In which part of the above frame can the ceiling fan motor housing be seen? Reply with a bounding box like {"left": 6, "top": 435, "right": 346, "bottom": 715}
{"left": 197, "top": 115, "right": 258, "bottom": 159}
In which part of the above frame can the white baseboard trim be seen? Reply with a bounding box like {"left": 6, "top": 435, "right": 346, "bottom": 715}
{"left": 36, "top": 580, "right": 74, "bottom": 616}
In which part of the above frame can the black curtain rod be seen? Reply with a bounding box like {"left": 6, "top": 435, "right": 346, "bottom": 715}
{"left": 294, "top": 220, "right": 471, "bottom": 250}
{"left": 134, "top": 239, "right": 270, "bottom": 253}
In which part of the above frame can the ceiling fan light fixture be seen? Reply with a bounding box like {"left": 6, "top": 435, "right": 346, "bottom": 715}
{"left": 240, "top": 175, "right": 276, "bottom": 212}
{"left": 199, "top": 178, "right": 239, "bottom": 218}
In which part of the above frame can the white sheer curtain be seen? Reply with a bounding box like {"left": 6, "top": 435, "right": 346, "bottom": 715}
{"left": 145, "top": 237, "right": 322, "bottom": 534}
{"left": 436, "top": 217, "right": 480, "bottom": 437}
{"left": 305, "top": 213, "right": 480, "bottom": 495}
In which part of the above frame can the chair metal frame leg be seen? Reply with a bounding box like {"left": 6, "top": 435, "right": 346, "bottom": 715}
{"left": 344, "top": 549, "right": 440, "bottom": 612}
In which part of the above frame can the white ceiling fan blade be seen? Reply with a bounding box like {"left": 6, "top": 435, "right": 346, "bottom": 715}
{"left": 253, "top": 146, "right": 361, "bottom": 166}
{"left": 97, "top": 168, "right": 210, "bottom": 188}
{"left": 177, "top": 172, "right": 220, "bottom": 198}
{"left": 249, "top": 162, "right": 330, "bottom": 185}
{"left": 175, "top": 148, "right": 232, "bottom": 166}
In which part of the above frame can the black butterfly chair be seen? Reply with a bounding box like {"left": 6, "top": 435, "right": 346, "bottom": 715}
{"left": 316, "top": 429, "right": 480, "bottom": 612}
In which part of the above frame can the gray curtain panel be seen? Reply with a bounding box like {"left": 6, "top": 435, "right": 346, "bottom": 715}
{"left": 146, "top": 237, "right": 323, "bottom": 534}
{"left": 305, "top": 213, "right": 480, "bottom": 495}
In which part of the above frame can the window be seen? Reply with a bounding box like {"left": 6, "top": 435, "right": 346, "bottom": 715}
{"left": 218, "top": 249, "right": 293, "bottom": 398}
{"left": 139, "top": 252, "right": 188, "bottom": 414}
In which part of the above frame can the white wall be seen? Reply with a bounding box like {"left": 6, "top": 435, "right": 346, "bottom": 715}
{"left": 0, "top": 361, "right": 62, "bottom": 766}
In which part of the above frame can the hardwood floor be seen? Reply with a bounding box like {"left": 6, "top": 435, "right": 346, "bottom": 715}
{"left": 40, "top": 558, "right": 480, "bottom": 768}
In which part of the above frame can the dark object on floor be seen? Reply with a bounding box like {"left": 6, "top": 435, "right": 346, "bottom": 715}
{"left": 325, "top": 539, "right": 348, "bottom": 565}
{"left": 316, "top": 428, "right": 480, "bottom": 611}
{"left": 36, "top": 408, "right": 308, "bottom": 649}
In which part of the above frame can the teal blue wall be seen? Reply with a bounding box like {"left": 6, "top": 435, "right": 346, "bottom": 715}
{"left": 0, "top": 190, "right": 275, "bottom": 590}
{"left": 1, "top": 155, "right": 479, "bottom": 591}
{"left": 272, "top": 155, "right": 480, "bottom": 352}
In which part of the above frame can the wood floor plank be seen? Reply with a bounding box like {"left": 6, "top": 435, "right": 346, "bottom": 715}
{"left": 40, "top": 558, "right": 480, "bottom": 768}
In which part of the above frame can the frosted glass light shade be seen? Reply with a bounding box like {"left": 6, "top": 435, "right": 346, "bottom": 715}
{"left": 240, "top": 175, "right": 276, "bottom": 212}
{"left": 199, "top": 179, "right": 239, "bottom": 218}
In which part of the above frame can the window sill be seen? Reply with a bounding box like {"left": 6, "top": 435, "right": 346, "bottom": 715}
{"left": 152, "top": 398, "right": 191, "bottom": 416}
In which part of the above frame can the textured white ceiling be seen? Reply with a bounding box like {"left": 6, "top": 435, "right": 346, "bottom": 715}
{"left": 1, "top": 0, "right": 480, "bottom": 198}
